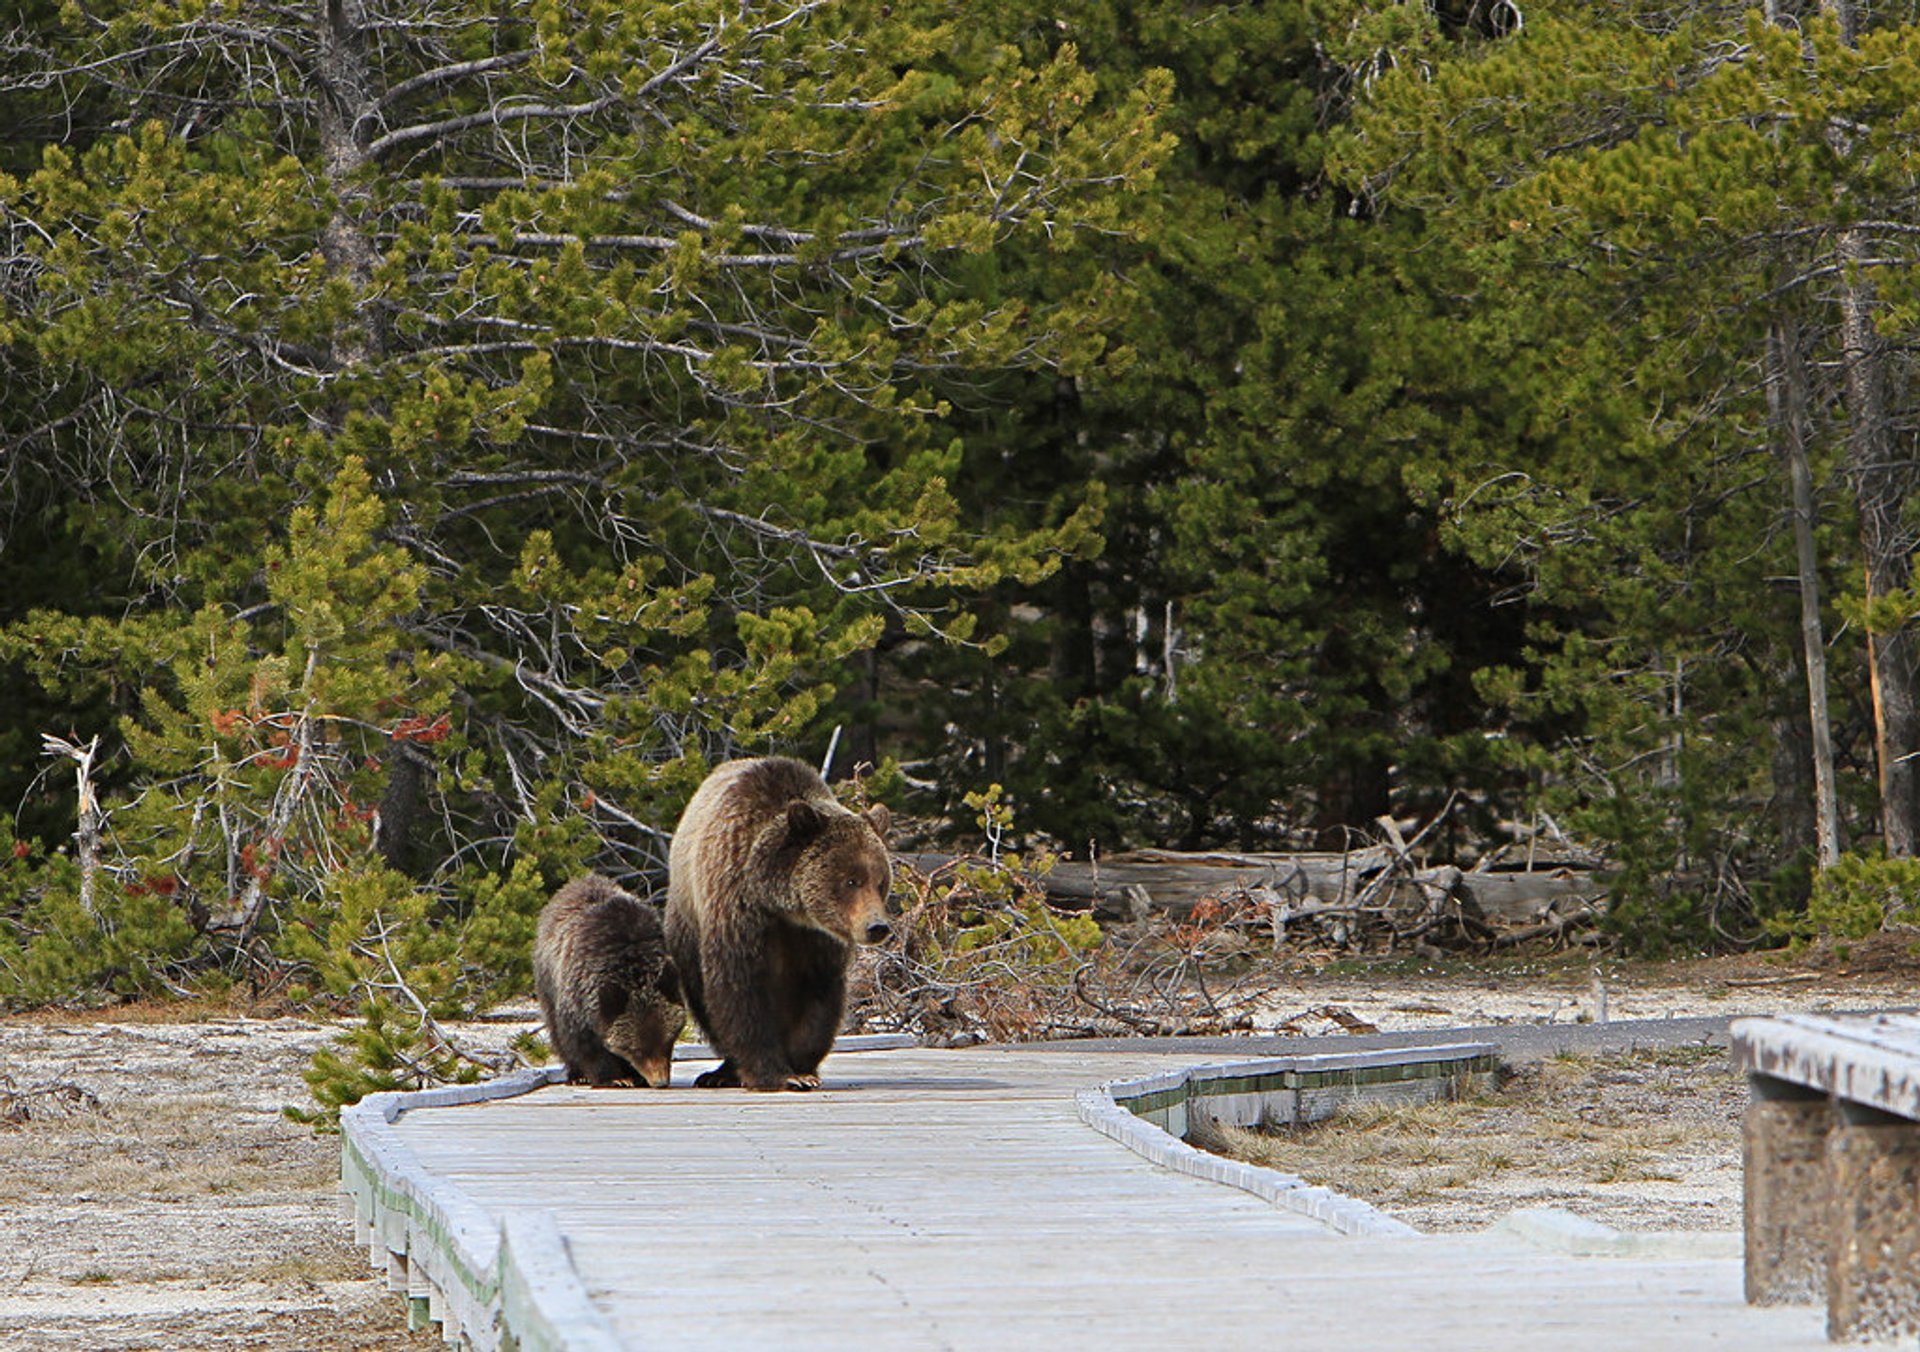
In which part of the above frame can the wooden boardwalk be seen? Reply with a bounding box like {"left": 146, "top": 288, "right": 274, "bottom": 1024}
{"left": 348, "top": 1039, "right": 1831, "bottom": 1351}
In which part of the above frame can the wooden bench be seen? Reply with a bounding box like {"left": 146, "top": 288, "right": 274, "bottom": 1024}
{"left": 1732, "top": 1013, "right": 1920, "bottom": 1343}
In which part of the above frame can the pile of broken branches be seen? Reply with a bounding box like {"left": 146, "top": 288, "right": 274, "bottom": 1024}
{"left": 1233, "top": 809, "right": 1607, "bottom": 958}
{"left": 850, "top": 805, "right": 1608, "bottom": 1045}
{"left": 848, "top": 853, "right": 1295, "bottom": 1044}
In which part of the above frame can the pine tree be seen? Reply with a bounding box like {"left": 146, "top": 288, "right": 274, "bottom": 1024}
{"left": 0, "top": 1, "right": 1171, "bottom": 1087}
{"left": 904, "top": 0, "right": 1543, "bottom": 850}
{"left": 0, "top": 1, "right": 1169, "bottom": 869}
{"left": 1329, "top": 0, "right": 1920, "bottom": 938}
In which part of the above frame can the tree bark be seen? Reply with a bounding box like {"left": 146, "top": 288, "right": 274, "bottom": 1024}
{"left": 1768, "top": 317, "right": 1841, "bottom": 867}
{"left": 374, "top": 740, "right": 432, "bottom": 876}
{"left": 315, "top": 0, "right": 383, "bottom": 370}
{"left": 1835, "top": 223, "right": 1920, "bottom": 859}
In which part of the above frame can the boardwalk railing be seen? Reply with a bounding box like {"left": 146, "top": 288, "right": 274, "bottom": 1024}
{"left": 1732, "top": 1013, "right": 1920, "bottom": 1343}
{"left": 341, "top": 1064, "right": 605, "bottom": 1351}
{"left": 1077, "top": 1043, "right": 1498, "bottom": 1239}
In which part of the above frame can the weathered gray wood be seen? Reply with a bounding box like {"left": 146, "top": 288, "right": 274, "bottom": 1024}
{"left": 354, "top": 1042, "right": 1828, "bottom": 1351}
{"left": 1732, "top": 1013, "right": 1920, "bottom": 1120}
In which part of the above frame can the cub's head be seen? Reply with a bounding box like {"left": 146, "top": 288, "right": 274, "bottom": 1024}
{"left": 600, "top": 951, "right": 686, "bottom": 1090}
{"left": 785, "top": 801, "right": 893, "bottom": 946}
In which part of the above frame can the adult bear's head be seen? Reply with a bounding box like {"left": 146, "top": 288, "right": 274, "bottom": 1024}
{"left": 784, "top": 800, "right": 893, "bottom": 947}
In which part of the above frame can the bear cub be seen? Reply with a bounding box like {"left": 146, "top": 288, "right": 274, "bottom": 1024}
{"left": 665, "top": 756, "right": 892, "bottom": 1092}
{"left": 534, "top": 874, "right": 687, "bottom": 1088}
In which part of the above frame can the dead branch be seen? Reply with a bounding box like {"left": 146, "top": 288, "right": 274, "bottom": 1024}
{"left": 1489, "top": 904, "right": 1603, "bottom": 950}
{"left": 226, "top": 651, "right": 323, "bottom": 943}
{"left": 362, "top": 917, "right": 522, "bottom": 1081}
{"left": 40, "top": 734, "right": 102, "bottom": 923}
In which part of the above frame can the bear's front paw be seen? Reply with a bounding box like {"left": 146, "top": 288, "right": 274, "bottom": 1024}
{"left": 694, "top": 1061, "right": 741, "bottom": 1088}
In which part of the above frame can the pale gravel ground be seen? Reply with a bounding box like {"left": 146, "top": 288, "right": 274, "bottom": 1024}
{"left": 1250, "top": 964, "right": 1883, "bottom": 1037}
{"left": 0, "top": 958, "right": 1908, "bottom": 1349}
{"left": 0, "top": 1012, "right": 534, "bottom": 1352}
{"left": 1204, "top": 1043, "right": 1752, "bottom": 1233}
{"left": 1224, "top": 956, "right": 1913, "bottom": 1234}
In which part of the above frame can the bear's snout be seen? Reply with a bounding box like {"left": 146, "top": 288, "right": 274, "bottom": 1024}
{"left": 863, "top": 918, "right": 894, "bottom": 945}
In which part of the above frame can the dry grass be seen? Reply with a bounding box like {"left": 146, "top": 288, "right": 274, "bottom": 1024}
{"left": 236, "top": 1252, "right": 376, "bottom": 1285}
{"left": 2, "top": 1089, "right": 335, "bottom": 1203}
{"left": 1198, "top": 1044, "right": 1744, "bottom": 1232}
{"left": 0, "top": 1014, "right": 446, "bottom": 1351}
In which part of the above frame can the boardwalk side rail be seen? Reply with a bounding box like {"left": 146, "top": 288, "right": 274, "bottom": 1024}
{"left": 341, "top": 1065, "right": 615, "bottom": 1352}
{"left": 339, "top": 1034, "right": 916, "bottom": 1350}
{"left": 1079, "top": 1043, "right": 1499, "bottom": 1238}
{"left": 1732, "top": 1013, "right": 1920, "bottom": 1343}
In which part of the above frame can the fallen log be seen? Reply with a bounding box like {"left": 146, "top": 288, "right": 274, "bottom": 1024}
{"left": 897, "top": 848, "right": 1605, "bottom": 928}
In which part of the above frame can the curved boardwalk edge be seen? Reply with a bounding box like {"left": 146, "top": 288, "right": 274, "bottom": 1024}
{"left": 340, "top": 1035, "right": 918, "bottom": 1350}
{"left": 341, "top": 1065, "right": 594, "bottom": 1352}
{"left": 342, "top": 1038, "right": 1492, "bottom": 1348}
{"left": 496, "top": 1211, "right": 625, "bottom": 1352}
{"left": 1080, "top": 1043, "right": 1497, "bottom": 1239}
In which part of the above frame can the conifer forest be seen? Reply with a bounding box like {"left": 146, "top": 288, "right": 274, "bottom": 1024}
{"left": 5, "top": 0, "right": 1920, "bottom": 1090}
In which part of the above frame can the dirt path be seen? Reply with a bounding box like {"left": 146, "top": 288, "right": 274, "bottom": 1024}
{"left": 0, "top": 950, "right": 1911, "bottom": 1349}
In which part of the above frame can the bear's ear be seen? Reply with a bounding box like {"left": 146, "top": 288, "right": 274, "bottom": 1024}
{"left": 863, "top": 803, "right": 892, "bottom": 839}
{"left": 656, "top": 954, "right": 683, "bottom": 1006}
{"left": 785, "top": 800, "right": 829, "bottom": 844}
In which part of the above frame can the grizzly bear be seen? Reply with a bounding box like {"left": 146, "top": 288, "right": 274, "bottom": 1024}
{"left": 664, "top": 757, "right": 893, "bottom": 1091}
{"left": 534, "top": 875, "right": 686, "bottom": 1088}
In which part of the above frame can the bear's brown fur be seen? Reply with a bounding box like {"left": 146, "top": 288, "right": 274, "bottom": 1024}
{"left": 534, "top": 874, "right": 686, "bottom": 1088}
{"left": 664, "top": 757, "right": 892, "bottom": 1092}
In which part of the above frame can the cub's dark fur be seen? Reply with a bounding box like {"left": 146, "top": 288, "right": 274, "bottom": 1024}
{"left": 665, "top": 756, "right": 893, "bottom": 1092}
{"left": 534, "top": 875, "right": 686, "bottom": 1088}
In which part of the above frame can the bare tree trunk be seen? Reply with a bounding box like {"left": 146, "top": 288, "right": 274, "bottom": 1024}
{"left": 315, "top": 0, "right": 382, "bottom": 369}
{"left": 42, "top": 735, "right": 103, "bottom": 923}
{"left": 1768, "top": 317, "right": 1841, "bottom": 866}
{"left": 1836, "top": 239, "right": 1920, "bottom": 858}
{"left": 374, "top": 740, "right": 432, "bottom": 876}
{"left": 315, "top": 0, "right": 438, "bottom": 859}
